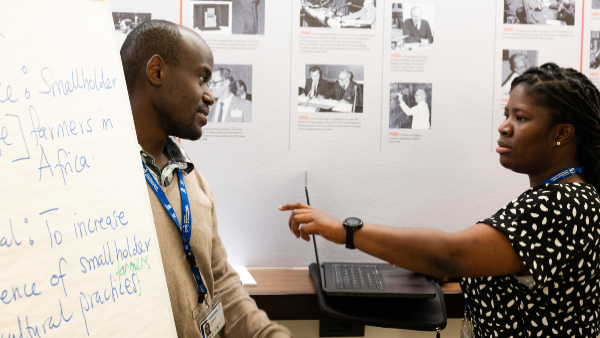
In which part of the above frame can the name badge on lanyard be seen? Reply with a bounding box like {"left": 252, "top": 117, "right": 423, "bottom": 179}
{"left": 540, "top": 167, "right": 584, "bottom": 185}
{"left": 461, "top": 303, "right": 474, "bottom": 338}
{"left": 195, "top": 293, "right": 226, "bottom": 338}
{"left": 142, "top": 161, "right": 208, "bottom": 303}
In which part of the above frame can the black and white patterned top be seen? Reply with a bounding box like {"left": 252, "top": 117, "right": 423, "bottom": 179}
{"left": 460, "top": 183, "right": 600, "bottom": 338}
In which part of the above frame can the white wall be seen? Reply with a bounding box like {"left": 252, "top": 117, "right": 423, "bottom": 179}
{"left": 109, "top": 0, "right": 590, "bottom": 268}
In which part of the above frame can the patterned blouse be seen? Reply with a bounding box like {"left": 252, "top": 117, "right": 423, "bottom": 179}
{"left": 460, "top": 183, "right": 600, "bottom": 337}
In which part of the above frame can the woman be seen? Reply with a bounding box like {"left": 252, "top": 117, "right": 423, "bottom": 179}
{"left": 280, "top": 63, "right": 600, "bottom": 337}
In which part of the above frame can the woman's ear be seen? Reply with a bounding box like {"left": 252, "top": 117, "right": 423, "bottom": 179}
{"left": 554, "top": 123, "right": 576, "bottom": 146}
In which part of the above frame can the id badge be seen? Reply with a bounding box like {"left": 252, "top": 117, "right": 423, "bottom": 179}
{"left": 460, "top": 312, "right": 474, "bottom": 338}
{"left": 194, "top": 294, "right": 226, "bottom": 338}
{"left": 231, "top": 109, "right": 243, "bottom": 118}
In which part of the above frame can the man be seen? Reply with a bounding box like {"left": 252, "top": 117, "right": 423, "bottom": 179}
{"left": 402, "top": 6, "right": 433, "bottom": 43}
{"left": 341, "top": 0, "right": 376, "bottom": 28}
{"left": 204, "top": 322, "right": 212, "bottom": 336}
{"left": 119, "top": 18, "right": 133, "bottom": 34}
{"left": 236, "top": 79, "right": 252, "bottom": 101}
{"left": 302, "top": 66, "right": 329, "bottom": 98}
{"left": 504, "top": 6, "right": 528, "bottom": 24}
{"left": 240, "top": 0, "right": 259, "bottom": 34}
{"left": 120, "top": 20, "right": 290, "bottom": 337}
{"left": 501, "top": 53, "right": 530, "bottom": 94}
{"left": 328, "top": 69, "right": 362, "bottom": 108}
{"left": 515, "top": 6, "right": 528, "bottom": 24}
{"left": 556, "top": 0, "right": 575, "bottom": 25}
{"left": 397, "top": 88, "right": 430, "bottom": 129}
{"left": 206, "top": 67, "right": 252, "bottom": 122}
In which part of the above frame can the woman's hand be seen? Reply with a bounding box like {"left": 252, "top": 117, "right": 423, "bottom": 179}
{"left": 279, "top": 203, "right": 346, "bottom": 244}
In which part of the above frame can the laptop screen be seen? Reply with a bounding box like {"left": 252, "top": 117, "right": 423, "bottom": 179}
{"left": 305, "top": 171, "right": 325, "bottom": 290}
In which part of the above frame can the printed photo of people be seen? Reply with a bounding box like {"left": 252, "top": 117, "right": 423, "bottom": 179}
{"left": 300, "top": 0, "right": 376, "bottom": 28}
{"left": 203, "top": 322, "right": 212, "bottom": 337}
{"left": 190, "top": 0, "right": 265, "bottom": 35}
{"left": 501, "top": 50, "right": 538, "bottom": 95}
{"left": 298, "top": 64, "right": 364, "bottom": 113}
{"left": 503, "top": 0, "right": 575, "bottom": 25}
{"left": 389, "top": 83, "right": 432, "bottom": 129}
{"left": 591, "top": 31, "right": 600, "bottom": 69}
{"left": 391, "top": 3, "right": 434, "bottom": 52}
{"left": 112, "top": 12, "right": 151, "bottom": 49}
{"left": 206, "top": 65, "right": 253, "bottom": 123}
{"left": 191, "top": 1, "right": 232, "bottom": 34}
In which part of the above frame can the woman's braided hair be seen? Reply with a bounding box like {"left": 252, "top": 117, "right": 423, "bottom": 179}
{"left": 511, "top": 62, "right": 600, "bottom": 191}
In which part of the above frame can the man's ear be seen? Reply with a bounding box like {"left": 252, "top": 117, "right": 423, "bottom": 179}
{"left": 146, "top": 54, "right": 165, "bottom": 87}
{"left": 554, "top": 123, "right": 576, "bottom": 146}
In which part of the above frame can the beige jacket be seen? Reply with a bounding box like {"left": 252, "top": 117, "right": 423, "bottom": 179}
{"left": 147, "top": 168, "right": 291, "bottom": 338}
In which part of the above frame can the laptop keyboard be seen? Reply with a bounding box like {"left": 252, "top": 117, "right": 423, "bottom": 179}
{"left": 332, "top": 264, "right": 384, "bottom": 290}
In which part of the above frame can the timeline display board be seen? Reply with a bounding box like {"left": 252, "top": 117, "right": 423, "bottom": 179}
{"left": 0, "top": 1, "right": 177, "bottom": 336}
{"left": 111, "top": 0, "right": 595, "bottom": 267}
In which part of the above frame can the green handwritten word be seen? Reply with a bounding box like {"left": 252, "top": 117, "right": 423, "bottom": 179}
{"left": 115, "top": 255, "right": 150, "bottom": 297}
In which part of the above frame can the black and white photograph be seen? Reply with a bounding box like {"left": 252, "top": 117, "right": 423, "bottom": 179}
{"left": 298, "top": 64, "right": 364, "bottom": 113}
{"left": 207, "top": 64, "right": 253, "bottom": 123}
{"left": 191, "top": 1, "right": 233, "bottom": 35}
{"left": 232, "top": 0, "right": 265, "bottom": 34}
{"left": 594, "top": 0, "right": 600, "bottom": 9}
{"left": 190, "top": 0, "right": 265, "bottom": 35}
{"left": 591, "top": 31, "right": 600, "bottom": 69}
{"left": 300, "top": 0, "right": 376, "bottom": 29}
{"left": 501, "top": 50, "right": 538, "bottom": 95}
{"left": 391, "top": 3, "right": 434, "bottom": 51}
{"left": 112, "top": 12, "right": 151, "bottom": 48}
{"left": 389, "top": 83, "right": 432, "bottom": 129}
{"left": 503, "top": 0, "right": 575, "bottom": 25}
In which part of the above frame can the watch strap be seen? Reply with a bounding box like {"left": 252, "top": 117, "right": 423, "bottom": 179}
{"left": 343, "top": 217, "right": 362, "bottom": 250}
{"left": 345, "top": 227, "right": 356, "bottom": 249}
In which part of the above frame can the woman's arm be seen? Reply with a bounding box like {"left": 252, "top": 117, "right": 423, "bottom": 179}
{"left": 279, "top": 203, "right": 527, "bottom": 279}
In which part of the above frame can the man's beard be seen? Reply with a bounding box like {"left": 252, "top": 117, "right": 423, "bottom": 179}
{"left": 159, "top": 107, "right": 202, "bottom": 141}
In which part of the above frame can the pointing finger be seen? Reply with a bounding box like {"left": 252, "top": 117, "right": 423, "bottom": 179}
{"left": 279, "top": 203, "right": 311, "bottom": 211}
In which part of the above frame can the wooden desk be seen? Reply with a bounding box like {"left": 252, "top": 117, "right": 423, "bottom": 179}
{"left": 245, "top": 269, "right": 464, "bottom": 320}
{"left": 391, "top": 28, "right": 434, "bottom": 51}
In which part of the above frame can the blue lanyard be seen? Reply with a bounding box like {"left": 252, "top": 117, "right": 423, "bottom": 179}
{"left": 539, "top": 167, "right": 584, "bottom": 186}
{"left": 142, "top": 161, "right": 208, "bottom": 303}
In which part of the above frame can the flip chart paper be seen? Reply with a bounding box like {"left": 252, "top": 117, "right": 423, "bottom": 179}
{"left": 0, "top": 1, "right": 177, "bottom": 336}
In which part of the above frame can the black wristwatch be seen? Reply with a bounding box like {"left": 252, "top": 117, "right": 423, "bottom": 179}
{"left": 343, "top": 217, "right": 363, "bottom": 249}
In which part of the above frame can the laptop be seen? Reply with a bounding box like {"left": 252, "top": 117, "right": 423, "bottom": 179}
{"left": 304, "top": 171, "right": 437, "bottom": 298}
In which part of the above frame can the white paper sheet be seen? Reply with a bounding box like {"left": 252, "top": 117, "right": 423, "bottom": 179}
{"left": 233, "top": 267, "right": 258, "bottom": 286}
{"left": 0, "top": 1, "right": 177, "bottom": 336}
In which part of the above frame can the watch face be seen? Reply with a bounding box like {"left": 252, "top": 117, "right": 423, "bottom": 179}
{"left": 344, "top": 217, "right": 362, "bottom": 227}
